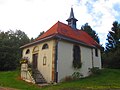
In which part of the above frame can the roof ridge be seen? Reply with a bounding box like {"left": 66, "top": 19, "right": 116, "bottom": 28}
{"left": 56, "top": 21, "right": 60, "bottom": 34}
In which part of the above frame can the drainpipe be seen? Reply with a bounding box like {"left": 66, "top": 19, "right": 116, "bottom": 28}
{"left": 54, "top": 40, "right": 58, "bottom": 83}
{"left": 91, "top": 49, "right": 94, "bottom": 68}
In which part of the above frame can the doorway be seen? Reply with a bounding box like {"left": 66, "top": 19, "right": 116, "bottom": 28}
{"left": 32, "top": 53, "right": 38, "bottom": 70}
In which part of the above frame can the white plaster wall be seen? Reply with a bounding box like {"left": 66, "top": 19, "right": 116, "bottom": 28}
{"left": 22, "top": 40, "right": 55, "bottom": 83}
{"left": 80, "top": 46, "right": 93, "bottom": 76}
{"left": 57, "top": 41, "right": 73, "bottom": 82}
{"left": 22, "top": 47, "right": 33, "bottom": 63}
{"left": 57, "top": 40, "right": 93, "bottom": 82}
{"left": 93, "top": 49, "right": 102, "bottom": 69}
{"left": 22, "top": 39, "right": 102, "bottom": 83}
{"left": 38, "top": 40, "right": 54, "bottom": 83}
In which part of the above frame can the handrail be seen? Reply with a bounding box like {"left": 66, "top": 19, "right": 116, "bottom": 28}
{"left": 21, "top": 63, "right": 35, "bottom": 83}
{"left": 27, "top": 70, "right": 35, "bottom": 83}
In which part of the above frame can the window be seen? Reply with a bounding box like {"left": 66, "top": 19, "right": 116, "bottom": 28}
{"left": 26, "top": 49, "right": 30, "bottom": 54}
{"left": 73, "top": 45, "right": 82, "bottom": 69}
{"left": 95, "top": 48, "right": 98, "bottom": 57}
{"left": 42, "top": 43, "right": 49, "bottom": 50}
{"left": 43, "top": 56, "right": 47, "bottom": 65}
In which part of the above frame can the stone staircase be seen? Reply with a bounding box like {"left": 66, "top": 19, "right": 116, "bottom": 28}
{"left": 32, "top": 69, "right": 47, "bottom": 84}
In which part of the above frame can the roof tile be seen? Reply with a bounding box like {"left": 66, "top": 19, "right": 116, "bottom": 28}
{"left": 36, "top": 21, "right": 99, "bottom": 47}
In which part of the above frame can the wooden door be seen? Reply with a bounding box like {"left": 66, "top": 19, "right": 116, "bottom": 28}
{"left": 32, "top": 53, "right": 38, "bottom": 69}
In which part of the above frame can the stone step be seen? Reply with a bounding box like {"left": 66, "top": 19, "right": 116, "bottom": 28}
{"left": 32, "top": 69, "right": 47, "bottom": 84}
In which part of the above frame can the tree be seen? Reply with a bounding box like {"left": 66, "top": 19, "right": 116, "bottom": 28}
{"left": 36, "top": 31, "right": 44, "bottom": 39}
{"left": 0, "top": 31, "right": 17, "bottom": 70}
{"left": 81, "top": 23, "right": 100, "bottom": 44}
{"left": 0, "top": 30, "right": 30, "bottom": 71}
{"left": 104, "top": 21, "right": 120, "bottom": 69}
{"left": 106, "top": 21, "right": 120, "bottom": 52}
{"left": 30, "top": 37, "right": 34, "bottom": 42}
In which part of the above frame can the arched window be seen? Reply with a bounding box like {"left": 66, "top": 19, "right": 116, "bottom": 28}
{"left": 73, "top": 45, "right": 81, "bottom": 69}
{"left": 42, "top": 43, "right": 49, "bottom": 50}
{"left": 26, "top": 49, "right": 30, "bottom": 54}
{"left": 33, "top": 46, "right": 39, "bottom": 53}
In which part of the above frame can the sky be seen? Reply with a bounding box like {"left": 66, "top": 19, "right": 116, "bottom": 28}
{"left": 0, "top": 0, "right": 120, "bottom": 46}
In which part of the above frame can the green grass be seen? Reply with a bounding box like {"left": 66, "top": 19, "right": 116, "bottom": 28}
{"left": 0, "top": 69, "right": 120, "bottom": 90}
{"left": 0, "top": 70, "right": 41, "bottom": 90}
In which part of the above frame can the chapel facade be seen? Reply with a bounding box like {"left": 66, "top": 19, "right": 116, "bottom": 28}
{"left": 20, "top": 8, "right": 101, "bottom": 84}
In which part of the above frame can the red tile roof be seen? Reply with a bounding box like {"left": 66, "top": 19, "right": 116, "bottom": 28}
{"left": 36, "top": 21, "right": 100, "bottom": 48}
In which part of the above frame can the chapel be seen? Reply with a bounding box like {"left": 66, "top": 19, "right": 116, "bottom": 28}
{"left": 20, "top": 8, "right": 101, "bottom": 84}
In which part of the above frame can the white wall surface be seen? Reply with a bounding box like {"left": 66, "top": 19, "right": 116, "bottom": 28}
{"left": 22, "top": 40, "right": 55, "bottom": 83}
{"left": 57, "top": 40, "right": 96, "bottom": 82}
{"left": 93, "top": 49, "right": 102, "bottom": 69}
{"left": 22, "top": 39, "right": 102, "bottom": 83}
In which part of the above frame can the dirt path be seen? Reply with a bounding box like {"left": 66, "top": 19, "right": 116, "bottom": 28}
{"left": 0, "top": 87, "right": 18, "bottom": 90}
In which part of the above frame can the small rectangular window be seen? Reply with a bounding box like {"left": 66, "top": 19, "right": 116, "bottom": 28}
{"left": 43, "top": 56, "right": 47, "bottom": 65}
{"left": 95, "top": 49, "right": 98, "bottom": 57}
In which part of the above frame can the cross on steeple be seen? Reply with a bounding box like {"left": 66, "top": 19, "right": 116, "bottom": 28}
{"left": 66, "top": 7, "right": 78, "bottom": 29}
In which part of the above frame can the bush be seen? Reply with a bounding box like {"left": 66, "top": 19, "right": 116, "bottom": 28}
{"left": 103, "top": 49, "right": 120, "bottom": 69}
{"left": 90, "top": 67, "right": 101, "bottom": 75}
{"left": 0, "top": 47, "right": 18, "bottom": 71}
{"left": 62, "top": 72, "right": 83, "bottom": 82}
{"left": 20, "top": 57, "right": 29, "bottom": 64}
{"left": 72, "top": 72, "right": 83, "bottom": 80}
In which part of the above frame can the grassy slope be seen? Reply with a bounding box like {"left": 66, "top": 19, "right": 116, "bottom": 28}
{"left": 44, "top": 69, "right": 120, "bottom": 90}
{"left": 0, "top": 70, "right": 40, "bottom": 90}
{"left": 0, "top": 69, "right": 120, "bottom": 90}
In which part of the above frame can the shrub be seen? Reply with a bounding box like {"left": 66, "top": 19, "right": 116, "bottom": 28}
{"left": 103, "top": 47, "right": 120, "bottom": 69}
{"left": 62, "top": 72, "right": 83, "bottom": 82}
{"left": 90, "top": 67, "right": 101, "bottom": 75}
{"left": 20, "top": 57, "right": 28, "bottom": 64}
{"left": 72, "top": 72, "right": 83, "bottom": 80}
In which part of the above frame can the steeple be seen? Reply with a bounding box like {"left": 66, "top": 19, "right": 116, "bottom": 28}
{"left": 66, "top": 8, "right": 78, "bottom": 29}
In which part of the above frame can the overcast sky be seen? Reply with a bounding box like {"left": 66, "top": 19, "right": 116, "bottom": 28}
{"left": 0, "top": 0, "right": 120, "bottom": 46}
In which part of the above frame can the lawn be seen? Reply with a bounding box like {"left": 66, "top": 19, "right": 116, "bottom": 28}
{"left": 0, "top": 69, "right": 120, "bottom": 90}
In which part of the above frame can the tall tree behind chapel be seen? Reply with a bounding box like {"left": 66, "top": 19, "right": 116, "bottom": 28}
{"left": 103, "top": 21, "right": 120, "bottom": 69}
{"left": 81, "top": 23, "right": 100, "bottom": 44}
{"left": 106, "top": 21, "right": 120, "bottom": 52}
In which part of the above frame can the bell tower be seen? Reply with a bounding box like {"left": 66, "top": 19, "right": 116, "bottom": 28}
{"left": 66, "top": 8, "right": 78, "bottom": 29}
